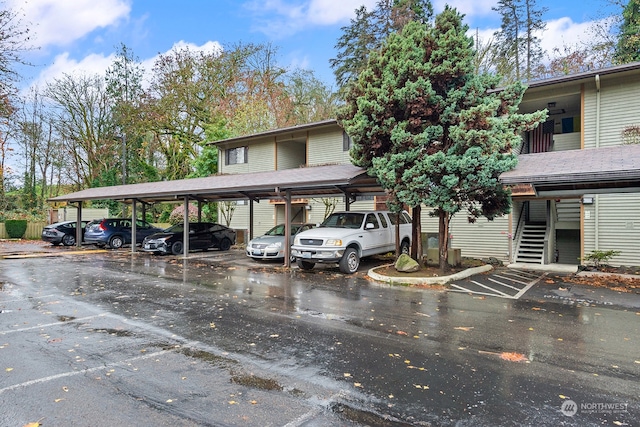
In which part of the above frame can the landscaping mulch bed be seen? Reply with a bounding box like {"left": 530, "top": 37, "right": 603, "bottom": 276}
{"left": 372, "top": 257, "right": 486, "bottom": 278}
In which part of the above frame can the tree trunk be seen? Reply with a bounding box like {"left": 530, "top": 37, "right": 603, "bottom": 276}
{"left": 438, "top": 211, "right": 451, "bottom": 272}
{"left": 411, "top": 205, "right": 422, "bottom": 264}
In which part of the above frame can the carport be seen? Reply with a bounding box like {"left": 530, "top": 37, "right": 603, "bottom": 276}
{"left": 49, "top": 144, "right": 640, "bottom": 267}
{"left": 48, "top": 164, "right": 383, "bottom": 266}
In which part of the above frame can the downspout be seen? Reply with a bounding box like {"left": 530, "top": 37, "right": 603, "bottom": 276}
{"left": 594, "top": 74, "right": 601, "bottom": 249}
{"left": 595, "top": 74, "right": 601, "bottom": 148}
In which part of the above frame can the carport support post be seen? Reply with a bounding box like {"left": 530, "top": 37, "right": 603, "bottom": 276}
{"left": 76, "top": 203, "right": 83, "bottom": 248}
{"left": 284, "top": 189, "right": 292, "bottom": 268}
{"left": 183, "top": 196, "right": 190, "bottom": 258}
{"left": 249, "top": 200, "right": 254, "bottom": 240}
{"left": 131, "top": 200, "right": 137, "bottom": 253}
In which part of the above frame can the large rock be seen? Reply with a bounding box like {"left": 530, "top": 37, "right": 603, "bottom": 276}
{"left": 395, "top": 254, "right": 420, "bottom": 272}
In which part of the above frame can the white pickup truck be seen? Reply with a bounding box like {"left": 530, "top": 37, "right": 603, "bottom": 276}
{"left": 291, "top": 210, "right": 412, "bottom": 274}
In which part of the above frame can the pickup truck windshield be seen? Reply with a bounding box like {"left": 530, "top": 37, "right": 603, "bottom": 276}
{"left": 321, "top": 213, "right": 364, "bottom": 229}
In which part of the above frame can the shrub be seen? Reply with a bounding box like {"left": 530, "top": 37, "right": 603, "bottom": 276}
{"left": 581, "top": 250, "right": 621, "bottom": 269}
{"left": 4, "top": 220, "right": 27, "bottom": 238}
{"left": 168, "top": 204, "right": 199, "bottom": 225}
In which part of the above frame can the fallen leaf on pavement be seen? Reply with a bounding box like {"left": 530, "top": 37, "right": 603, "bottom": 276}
{"left": 500, "top": 352, "right": 528, "bottom": 362}
{"left": 454, "top": 327, "right": 473, "bottom": 331}
{"left": 396, "top": 330, "right": 408, "bottom": 335}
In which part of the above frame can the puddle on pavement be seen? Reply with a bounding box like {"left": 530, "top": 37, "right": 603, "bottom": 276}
{"left": 178, "top": 347, "right": 235, "bottom": 367}
{"left": 231, "top": 373, "right": 283, "bottom": 391}
{"left": 331, "top": 402, "right": 415, "bottom": 427}
{"left": 88, "top": 328, "right": 134, "bottom": 337}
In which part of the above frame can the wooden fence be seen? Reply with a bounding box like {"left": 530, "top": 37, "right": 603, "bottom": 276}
{"left": 0, "top": 222, "right": 47, "bottom": 240}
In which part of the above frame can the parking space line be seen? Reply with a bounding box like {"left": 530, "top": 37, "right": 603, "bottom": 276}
{"left": 0, "top": 349, "right": 171, "bottom": 395}
{"left": 487, "top": 277, "right": 522, "bottom": 291}
{"left": 0, "top": 314, "right": 107, "bottom": 335}
{"left": 449, "top": 286, "right": 506, "bottom": 298}
{"left": 501, "top": 270, "right": 540, "bottom": 280}
{"left": 492, "top": 274, "right": 533, "bottom": 286}
{"left": 513, "top": 273, "right": 547, "bottom": 299}
{"left": 470, "top": 280, "right": 511, "bottom": 297}
{"left": 449, "top": 283, "right": 475, "bottom": 293}
{"left": 2, "top": 250, "right": 108, "bottom": 259}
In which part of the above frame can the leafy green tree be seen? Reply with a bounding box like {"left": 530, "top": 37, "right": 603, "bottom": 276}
{"left": 46, "top": 73, "right": 117, "bottom": 189}
{"left": 339, "top": 7, "right": 547, "bottom": 271}
{"left": 331, "top": 0, "right": 433, "bottom": 94}
{"left": 614, "top": 0, "right": 640, "bottom": 63}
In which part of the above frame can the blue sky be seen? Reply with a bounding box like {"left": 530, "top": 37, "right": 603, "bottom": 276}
{"left": 11, "top": 0, "right": 620, "bottom": 92}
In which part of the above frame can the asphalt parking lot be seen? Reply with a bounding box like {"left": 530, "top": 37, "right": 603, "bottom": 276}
{"left": 2, "top": 239, "right": 639, "bottom": 426}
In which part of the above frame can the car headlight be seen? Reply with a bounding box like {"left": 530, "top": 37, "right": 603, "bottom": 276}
{"left": 325, "top": 239, "right": 342, "bottom": 246}
{"left": 294, "top": 237, "right": 300, "bottom": 245}
{"left": 267, "top": 242, "right": 282, "bottom": 249}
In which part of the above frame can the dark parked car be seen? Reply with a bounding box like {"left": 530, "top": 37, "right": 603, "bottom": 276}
{"left": 41, "top": 220, "right": 90, "bottom": 246}
{"left": 246, "top": 223, "right": 315, "bottom": 260}
{"left": 84, "top": 218, "right": 163, "bottom": 249}
{"left": 142, "top": 222, "right": 236, "bottom": 255}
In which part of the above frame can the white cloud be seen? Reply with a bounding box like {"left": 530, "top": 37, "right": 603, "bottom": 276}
{"left": 25, "top": 40, "right": 225, "bottom": 93}
{"left": 540, "top": 17, "right": 605, "bottom": 56}
{"left": 244, "top": 0, "right": 376, "bottom": 37}
{"left": 25, "top": 52, "right": 115, "bottom": 92}
{"left": 8, "top": 0, "right": 131, "bottom": 48}
{"left": 433, "top": 0, "right": 498, "bottom": 20}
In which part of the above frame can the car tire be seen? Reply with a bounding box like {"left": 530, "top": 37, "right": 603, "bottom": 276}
{"left": 339, "top": 247, "right": 360, "bottom": 274}
{"left": 109, "top": 235, "right": 124, "bottom": 249}
{"left": 171, "top": 241, "right": 184, "bottom": 255}
{"left": 62, "top": 234, "right": 76, "bottom": 246}
{"left": 296, "top": 258, "right": 315, "bottom": 270}
{"left": 400, "top": 240, "right": 410, "bottom": 255}
{"left": 219, "top": 238, "right": 232, "bottom": 251}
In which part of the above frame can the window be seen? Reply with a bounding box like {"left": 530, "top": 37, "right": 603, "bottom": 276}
{"left": 365, "top": 213, "right": 380, "bottom": 229}
{"left": 226, "top": 146, "right": 248, "bottom": 165}
{"left": 342, "top": 131, "right": 353, "bottom": 151}
{"left": 377, "top": 213, "right": 388, "bottom": 228}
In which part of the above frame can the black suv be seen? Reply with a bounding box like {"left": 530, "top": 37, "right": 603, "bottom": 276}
{"left": 84, "top": 218, "right": 163, "bottom": 249}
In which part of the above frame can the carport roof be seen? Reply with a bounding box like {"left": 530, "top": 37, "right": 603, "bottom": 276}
{"left": 500, "top": 144, "right": 640, "bottom": 197}
{"left": 49, "top": 145, "right": 640, "bottom": 205}
{"left": 48, "top": 163, "right": 381, "bottom": 204}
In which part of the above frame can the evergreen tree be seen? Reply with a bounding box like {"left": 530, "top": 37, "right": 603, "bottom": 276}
{"left": 339, "top": 7, "right": 547, "bottom": 271}
{"left": 614, "top": 0, "right": 640, "bottom": 64}
{"left": 330, "top": 0, "right": 432, "bottom": 94}
{"left": 493, "top": 0, "right": 547, "bottom": 82}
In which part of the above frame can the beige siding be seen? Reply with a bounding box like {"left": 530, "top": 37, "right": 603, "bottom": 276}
{"left": 584, "top": 73, "right": 640, "bottom": 149}
{"left": 421, "top": 210, "right": 510, "bottom": 261}
{"left": 583, "top": 193, "right": 640, "bottom": 266}
{"left": 552, "top": 133, "right": 581, "bottom": 151}
{"left": 307, "top": 128, "right": 351, "bottom": 165}
{"left": 276, "top": 140, "right": 306, "bottom": 170}
{"left": 220, "top": 140, "right": 275, "bottom": 174}
{"left": 528, "top": 200, "right": 547, "bottom": 222}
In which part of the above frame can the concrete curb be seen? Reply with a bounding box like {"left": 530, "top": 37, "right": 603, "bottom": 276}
{"left": 367, "top": 264, "right": 493, "bottom": 286}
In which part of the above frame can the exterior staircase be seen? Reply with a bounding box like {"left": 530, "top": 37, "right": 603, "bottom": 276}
{"left": 515, "top": 223, "right": 546, "bottom": 264}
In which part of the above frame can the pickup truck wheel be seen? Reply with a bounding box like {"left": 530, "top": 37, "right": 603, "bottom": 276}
{"left": 296, "top": 259, "right": 315, "bottom": 270}
{"left": 400, "top": 240, "right": 410, "bottom": 255}
{"left": 339, "top": 248, "right": 360, "bottom": 274}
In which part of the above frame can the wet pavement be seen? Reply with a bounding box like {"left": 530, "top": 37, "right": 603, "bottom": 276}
{"left": 0, "top": 241, "right": 639, "bottom": 426}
